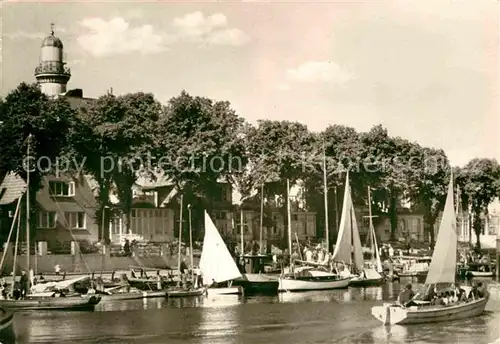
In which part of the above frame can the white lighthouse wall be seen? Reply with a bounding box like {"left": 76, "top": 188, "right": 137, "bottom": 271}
{"left": 41, "top": 83, "right": 66, "bottom": 96}
{"left": 41, "top": 46, "right": 63, "bottom": 62}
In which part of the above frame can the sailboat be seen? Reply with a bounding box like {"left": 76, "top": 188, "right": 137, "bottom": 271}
{"left": 371, "top": 176, "right": 489, "bottom": 325}
{"left": 167, "top": 198, "right": 206, "bottom": 298}
{"left": 349, "top": 186, "right": 384, "bottom": 287}
{"left": 0, "top": 135, "right": 101, "bottom": 311}
{"left": 199, "top": 211, "right": 243, "bottom": 295}
{"left": 278, "top": 179, "right": 350, "bottom": 292}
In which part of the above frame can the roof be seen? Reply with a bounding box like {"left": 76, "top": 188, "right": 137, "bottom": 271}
{"left": 41, "top": 34, "right": 63, "bottom": 48}
{"left": 0, "top": 173, "right": 26, "bottom": 205}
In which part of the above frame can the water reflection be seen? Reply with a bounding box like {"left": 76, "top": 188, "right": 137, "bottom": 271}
{"left": 11, "top": 281, "right": 500, "bottom": 344}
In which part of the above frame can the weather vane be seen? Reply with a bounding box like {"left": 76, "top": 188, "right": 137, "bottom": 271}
{"left": 50, "top": 23, "right": 55, "bottom": 35}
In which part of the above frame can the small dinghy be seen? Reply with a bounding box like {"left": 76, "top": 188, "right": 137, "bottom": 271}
{"left": 167, "top": 287, "right": 206, "bottom": 298}
{"left": 371, "top": 177, "right": 489, "bottom": 325}
{"left": 0, "top": 293, "right": 101, "bottom": 311}
{"left": 199, "top": 211, "right": 244, "bottom": 296}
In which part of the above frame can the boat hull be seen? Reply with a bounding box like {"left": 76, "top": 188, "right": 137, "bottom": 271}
{"left": 278, "top": 276, "right": 350, "bottom": 292}
{"left": 233, "top": 274, "right": 279, "bottom": 295}
{"left": 100, "top": 290, "right": 166, "bottom": 301}
{"left": 167, "top": 288, "right": 206, "bottom": 298}
{"left": 0, "top": 295, "right": 101, "bottom": 311}
{"left": 349, "top": 277, "right": 385, "bottom": 287}
{"left": 0, "top": 307, "right": 14, "bottom": 343}
{"left": 371, "top": 294, "right": 489, "bottom": 325}
{"left": 206, "top": 286, "right": 243, "bottom": 295}
{"left": 467, "top": 271, "right": 494, "bottom": 278}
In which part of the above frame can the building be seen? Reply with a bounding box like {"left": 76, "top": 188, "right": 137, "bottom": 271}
{"left": 0, "top": 172, "right": 99, "bottom": 252}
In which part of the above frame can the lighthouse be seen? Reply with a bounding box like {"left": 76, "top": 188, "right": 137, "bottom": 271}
{"left": 34, "top": 24, "right": 71, "bottom": 97}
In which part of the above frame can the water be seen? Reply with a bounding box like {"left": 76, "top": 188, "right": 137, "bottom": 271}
{"left": 12, "top": 281, "right": 500, "bottom": 344}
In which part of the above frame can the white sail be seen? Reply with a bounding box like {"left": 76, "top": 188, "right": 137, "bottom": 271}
{"left": 332, "top": 172, "right": 353, "bottom": 264}
{"left": 199, "top": 211, "right": 242, "bottom": 284}
{"left": 424, "top": 176, "right": 457, "bottom": 285}
{"left": 332, "top": 172, "right": 363, "bottom": 271}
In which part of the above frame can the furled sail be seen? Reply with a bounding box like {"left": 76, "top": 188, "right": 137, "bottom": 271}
{"left": 199, "top": 211, "right": 242, "bottom": 284}
{"left": 424, "top": 176, "right": 457, "bottom": 285}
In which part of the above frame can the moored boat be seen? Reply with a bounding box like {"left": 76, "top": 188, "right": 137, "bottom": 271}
{"left": 0, "top": 306, "right": 14, "bottom": 343}
{"left": 0, "top": 293, "right": 101, "bottom": 311}
{"left": 278, "top": 266, "right": 350, "bottom": 292}
{"left": 199, "top": 211, "right": 244, "bottom": 296}
{"left": 278, "top": 179, "right": 348, "bottom": 292}
{"left": 167, "top": 287, "right": 206, "bottom": 298}
{"left": 371, "top": 176, "right": 489, "bottom": 325}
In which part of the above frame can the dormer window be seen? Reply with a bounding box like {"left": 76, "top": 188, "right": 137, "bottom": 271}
{"left": 49, "top": 181, "right": 75, "bottom": 197}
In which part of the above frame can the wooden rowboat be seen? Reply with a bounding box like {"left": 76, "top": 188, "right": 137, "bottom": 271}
{"left": 167, "top": 288, "right": 206, "bottom": 298}
{"left": 100, "top": 290, "right": 166, "bottom": 301}
{"left": 0, "top": 293, "right": 101, "bottom": 311}
{"left": 371, "top": 293, "right": 489, "bottom": 325}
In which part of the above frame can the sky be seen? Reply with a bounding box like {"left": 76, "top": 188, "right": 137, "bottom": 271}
{"left": 1, "top": 0, "right": 499, "bottom": 167}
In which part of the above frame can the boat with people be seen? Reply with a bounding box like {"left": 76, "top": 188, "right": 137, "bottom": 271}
{"left": 465, "top": 262, "right": 495, "bottom": 278}
{"left": 371, "top": 175, "right": 489, "bottom": 325}
{"left": 278, "top": 179, "right": 350, "bottom": 292}
{"left": 198, "top": 211, "right": 243, "bottom": 295}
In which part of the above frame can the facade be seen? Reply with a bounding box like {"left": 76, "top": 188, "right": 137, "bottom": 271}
{"left": 0, "top": 172, "right": 99, "bottom": 252}
{"left": 373, "top": 213, "right": 425, "bottom": 244}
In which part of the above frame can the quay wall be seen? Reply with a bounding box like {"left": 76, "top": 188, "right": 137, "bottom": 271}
{"left": 0, "top": 245, "right": 200, "bottom": 275}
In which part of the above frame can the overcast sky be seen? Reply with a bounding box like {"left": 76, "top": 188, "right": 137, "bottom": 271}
{"left": 1, "top": 0, "right": 499, "bottom": 167}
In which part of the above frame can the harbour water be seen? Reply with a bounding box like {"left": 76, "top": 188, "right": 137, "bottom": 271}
{"left": 12, "top": 281, "right": 500, "bottom": 344}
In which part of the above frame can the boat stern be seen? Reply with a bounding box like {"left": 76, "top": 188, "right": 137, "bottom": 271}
{"left": 371, "top": 304, "right": 408, "bottom": 325}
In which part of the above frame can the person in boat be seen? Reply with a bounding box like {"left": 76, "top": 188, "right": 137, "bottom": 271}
{"left": 454, "top": 283, "right": 466, "bottom": 302}
{"left": 477, "top": 282, "right": 486, "bottom": 298}
{"left": 305, "top": 247, "right": 313, "bottom": 263}
{"left": 432, "top": 293, "right": 445, "bottom": 306}
{"left": 398, "top": 284, "right": 415, "bottom": 306}
{"left": 19, "top": 270, "right": 29, "bottom": 299}
{"left": 156, "top": 270, "right": 162, "bottom": 290}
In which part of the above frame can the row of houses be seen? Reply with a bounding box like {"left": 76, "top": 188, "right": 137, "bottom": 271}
{"left": 0, "top": 167, "right": 440, "bottom": 252}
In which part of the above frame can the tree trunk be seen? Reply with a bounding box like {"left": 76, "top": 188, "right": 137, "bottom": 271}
{"left": 473, "top": 211, "right": 482, "bottom": 250}
{"left": 389, "top": 195, "right": 397, "bottom": 241}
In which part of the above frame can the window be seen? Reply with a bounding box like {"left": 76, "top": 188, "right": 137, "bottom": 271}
{"left": 37, "top": 211, "right": 56, "bottom": 228}
{"left": 292, "top": 214, "right": 298, "bottom": 221}
{"left": 215, "top": 211, "right": 226, "bottom": 220}
{"left": 49, "top": 181, "right": 75, "bottom": 197}
{"left": 65, "top": 212, "right": 86, "bottom": 229}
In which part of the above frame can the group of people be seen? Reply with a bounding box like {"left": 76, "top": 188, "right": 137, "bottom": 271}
{"left": 398, "top": 282, "right": 487, "bottom": 308}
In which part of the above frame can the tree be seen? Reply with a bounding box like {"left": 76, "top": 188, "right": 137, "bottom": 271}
{"left": 243, "top": 120, "right": 314, "bottom": 247}
{"left": 457, "top": 158, "right": 500, "bottom": 249}
{"left": 109, "top": 92, "right": 162, "bottom": 234}
{"left": 69, "top": 94, "right": 125, "bottom": 243}
{"left": 157, "top": 91, "right": 247, "bottom": 239}
{"left": 0, "top": 82, "right": 76, "bottom": 241}
{"left": 408, "top": 147, "right": 450, "bottom": 246}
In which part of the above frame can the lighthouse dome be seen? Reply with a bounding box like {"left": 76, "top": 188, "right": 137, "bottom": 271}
{"left": 41, "top": 33, "right": 63, "bottom": 48}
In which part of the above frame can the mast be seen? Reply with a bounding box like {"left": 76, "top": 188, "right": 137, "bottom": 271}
{"left": 322, "top": 141, "right": 329, "bottom": 252}
{"left": 287, "top": 179, "right": 292, "bottom": 265}
{"left": 259, "top": 183, "right": 264, "bottom": 254}
{"left": 188, "top": 204, "right": 194, "bottom": 281}
{"left": 26, "top": 134, "right": 31, "bottom": 276}
{"left": 334, "top": 187, "right": 339, "bottom": 237}
{"left": 240, "top": 208, "right": 244, "bottom": 258}
{"left": 367, "top": 186, "right": 374, "bottom": 260}
{"left": 177, "top": 194, "right": 184, "bottom": 275}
